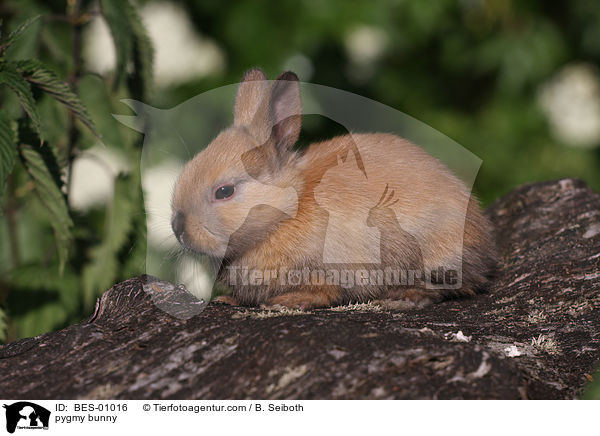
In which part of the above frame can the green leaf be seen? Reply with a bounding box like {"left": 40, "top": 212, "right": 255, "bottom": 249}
{"left": 15, "top": 59, "right": 100, "bottom": 138}
{"left": 8, "top": 263, "right": 80, "bottom": 311}
{"left": 121, "top": 160, "right": 147, "bottom": 277}
{"left": 0, "top": 15, "right": 40, "bottom": 56}
{"left": 100, "top": 0, "right": 134, "bottom": 91}
{"left": 19, "top": 143, "right": 73, "bottom": 272}
{"left": 82, "top": 173, "right": 136, "bottom": 307}
{"left": 106, "top": 174, "right": 137, "bottom": 252}
{"left": 78, "top": 75, "right": 135, "bottom": 151}
{"left": 0, "top": 305, "right": 7, "bottom": 342}
{"left": 127, "top": 4, "right": 154, "bottom": 100}
{"left": 0, "top": 63, "right": 42, "bottom": 139}
{"left": 0, "top": 111, "right": 17, "bottom": 203}
{"left": 100, "top": 0, "right": 153, "bottom": 98}
{"left": 6, "top": 263, "right": 80, "bottom": 338}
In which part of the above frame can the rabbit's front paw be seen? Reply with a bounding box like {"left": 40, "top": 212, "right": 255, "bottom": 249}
{"left": 213, "top": 295, "right": 240, "bottom": 306}
{"left": 266, "top": 291, "right": 332, "bottom": 309}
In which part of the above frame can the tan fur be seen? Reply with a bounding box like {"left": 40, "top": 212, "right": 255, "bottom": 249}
{"left": 172, "top": 69, "right": 497, "bottom": 309}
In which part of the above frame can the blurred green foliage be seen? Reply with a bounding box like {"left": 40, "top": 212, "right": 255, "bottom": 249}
{"left": 0, "top": 0, "right": 599, "bottom": 355}
{"left": 0, "top": 0, "right": 151, "bottom": 342}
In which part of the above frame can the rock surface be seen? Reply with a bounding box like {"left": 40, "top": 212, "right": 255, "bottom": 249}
{"left": 0, "top": 178, "right": 599, "bottom": 399}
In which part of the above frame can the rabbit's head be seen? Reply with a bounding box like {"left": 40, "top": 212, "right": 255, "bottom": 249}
{"left": 171, "top": 69, "right": 303, "bottom": 259}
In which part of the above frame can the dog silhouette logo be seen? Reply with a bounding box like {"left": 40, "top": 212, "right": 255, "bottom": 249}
{"left": 116, "top": 74, "right": 483, "bottom": 308}
{"left": 3, "top": 402, "right": 50, "bottom": 434}
{"left": 314, "top": 149, "right": 382, "bottom": 264}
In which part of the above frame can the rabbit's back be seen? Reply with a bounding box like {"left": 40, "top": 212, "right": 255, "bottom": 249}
{"left": 224, "top": 132, "right": 495, "bottom": 305}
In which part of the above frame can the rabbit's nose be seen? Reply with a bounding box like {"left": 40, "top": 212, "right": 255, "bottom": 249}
{"left": 172, "top": 211, "right": 185, "bottom": 241}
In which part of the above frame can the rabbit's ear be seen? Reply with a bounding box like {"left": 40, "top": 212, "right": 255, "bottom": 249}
{"left": 269, "top": 71, "right": 302, "bottom": 158}
{"left": 234, "top": 68, "right": 269, "bottom": 126}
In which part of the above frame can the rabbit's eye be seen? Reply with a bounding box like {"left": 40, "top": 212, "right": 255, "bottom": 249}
{"left": 214, "top": 184, "right": 235, "bottom": 200}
